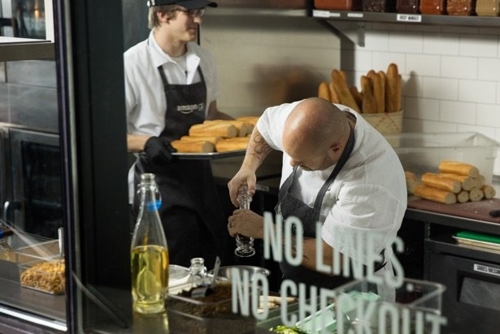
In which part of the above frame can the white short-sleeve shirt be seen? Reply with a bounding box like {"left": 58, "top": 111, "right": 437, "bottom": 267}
{"left": 257, "top": 101, "right": 407, "bottom": 278}
{"left": 124, "top": 31, "right": 220, "bottom": 137}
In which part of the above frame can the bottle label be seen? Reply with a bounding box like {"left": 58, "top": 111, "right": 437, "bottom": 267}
{"left": 147, "top": 200, "right": 162, "bottom": 211}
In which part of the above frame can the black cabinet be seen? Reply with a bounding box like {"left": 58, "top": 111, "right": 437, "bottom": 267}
{"left": 405, "top": 206, "right": 500, "bottom": 334}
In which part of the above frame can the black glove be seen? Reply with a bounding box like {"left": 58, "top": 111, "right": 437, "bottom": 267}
{"left": 143, "top": 136, "right": 177, "bottom": 165}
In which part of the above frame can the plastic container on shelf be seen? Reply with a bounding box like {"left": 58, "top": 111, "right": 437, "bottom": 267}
{"left": 419, "top": 0, "right": 447, "bottom": 13}
{"left": 314, "top": 0, "right": 363, "bottom": 11}
{"left": 447, "top": 0, "right": 476, "bottom": 14}
{"left": 333, "top": 278, "right": 446, "bottom": 332}
{"left": 384, "top": 132, "right": 499, "bottom": 184}
{"left": 363, "top": 0, "right": 398, "bottom": 12}
{"left": 15, "top": 238, "right": 65, "bottom": 294}
{"left": 476, "top": 0, "right": 500, "bottom": 15}
{"left": 18, "top": 259, "right": 65, "bottom": 295}
{"left": 396, "top": 0, "right": 421, "bottom": 12}
{"left": 256, "top": 278, "right": 446, "bottom": 333}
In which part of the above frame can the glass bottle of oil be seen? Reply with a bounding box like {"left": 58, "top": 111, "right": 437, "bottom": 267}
{"left": 131, "top": 173, "right": 169, "bottom": 314}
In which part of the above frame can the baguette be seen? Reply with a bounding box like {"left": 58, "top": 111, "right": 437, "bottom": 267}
{"left": 329, "top": 81, "right": 341, "bottom": 104}
{"left": 372, "top": 72, "right": 385, "bottom": 113}
{"left": 180, "top": 135, "right": 222, "bottom": 145}
{"left": 377, "top": 71, "right": 387, "bottom": 112}
{"left": 203, "top": 120, "right": 253, "bottom": 137}
{"left": 385, "top": 63, "right": 401, "bottom": 113}
{"left": 414, "top": 184, "right": 457, "bottom": 204}
{"left": 171, "top": 140, "right": 215, "bottom": 153}
{"left": 189, "top": 122, "right": 238, "bottom": 138}
{"left": 361, "top": 75, "right": 377, "bottom": 113}
{"left": 421, "top": 172, "right": 462, "bottom": 194}
{"left": 481, "top": 185, "right": 496, "bottom": 199}
{"left": 215, "top": 137, "right": 249, "bottom": 152}
{"left": 469, "top": 188, "right": 485, "bottom": 202}
{"left": 438, "top": 173, "right": 475, "bottom": 191}
{"left": 318, "top": 81, "right": 331, "bottom": 101}
{"left": 438, "top": 160, "right": 479, "bottom": 178}
{"left": 457, "top": 191, "right": 470, "bottom": 203}
{"left": 331, "top": 69, "right": 361, "bottom": 112}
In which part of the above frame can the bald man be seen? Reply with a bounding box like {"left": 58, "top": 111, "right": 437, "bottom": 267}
{"left": 227, "top": 97, "right": 407, "bottom": 296}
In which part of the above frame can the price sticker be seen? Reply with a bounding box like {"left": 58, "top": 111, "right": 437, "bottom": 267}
{"left": 347, "top": 12, "right": 364, "bottom": 18}
{"left": 396, "top": 14, "right": 422, "bottom": 22}
{"left": 312, "top": 10, "right": 330, "bottom": 18}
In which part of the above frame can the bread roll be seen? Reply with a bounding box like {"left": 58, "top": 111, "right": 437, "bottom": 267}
{"left": 473, "top": 175, "right": 486, "bottom": 189}
{"left": 469, "top": 188, "right": 485, "bottom": 202}
{"left": 457, "top": 191, "right": 470, "bottom": 203}
{"left": 438, "top": 160, "right": 479, "bottom": 178}
{"left": 215, "top": 137, "right": 249, "bottom": 152}
{"left": 189, "top": 122, "right": 238, "bottom": 138}
{"left": 405, "top": 171, "right": 419, "bottom": 195}
{"left": 414, "top": 184, "right": 457, "bottom": 204}
{"left": 180, "top": 135, "right": 222, "bottom": 145}
{"left": 331, "top": 69, "right": 361, "bottom": 112}
{"left": 438, "top": 173, "right": 475, "bottom": 191}
{"left": 361, "top": 76, "right": 377, "bottom": 113}
{"left": 318, "top": 81, "right": 331, "bottom": 101}
{"left": 385, "top": 63, "right": 401, "bottom": 113}
{"left": 171, "top": 140, "right": 215, "bottom": 153}
{"left": 422, "top": 172, "right": 462, "bottom": 193}
{"left": 481, "top": 185, "right": 496, "bottom": 199}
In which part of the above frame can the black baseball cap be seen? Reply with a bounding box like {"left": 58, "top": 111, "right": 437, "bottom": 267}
{"left": 147, "top": 0, "right": 218, "bottom": 9}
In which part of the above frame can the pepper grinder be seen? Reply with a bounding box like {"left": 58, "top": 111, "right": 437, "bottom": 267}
{"left": 235, "top": 184, "right": 256, "bottom": 257}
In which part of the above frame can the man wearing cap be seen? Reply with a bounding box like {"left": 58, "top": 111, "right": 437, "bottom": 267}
{"left": 124, "top": 0, "right": 232, "bottom": 268}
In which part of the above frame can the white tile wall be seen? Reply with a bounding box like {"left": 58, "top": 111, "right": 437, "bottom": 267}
{"left": 203, "top": 17, "right": 500, "bottom": 175}
{"left": 203, "top": 15, "right": 341, "bottom": 116}
{"left": 345, "top": 24, "right": 500, "bottom": 175}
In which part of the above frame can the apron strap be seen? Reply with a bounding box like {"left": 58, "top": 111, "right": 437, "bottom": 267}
{"left": 312, "top": 124, "right": 355, "bottom": 211}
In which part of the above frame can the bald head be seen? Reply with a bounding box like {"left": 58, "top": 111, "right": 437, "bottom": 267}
{"left": 282, "top": 98, "right": 352, "bottom": 170}
{"left": 284, "top": 97, "right": 349, "bottom": 150}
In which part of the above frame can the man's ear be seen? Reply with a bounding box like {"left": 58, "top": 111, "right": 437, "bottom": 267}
{"left": 157, "top": 11, "right": 168, "bottom": 23}
{"left": 330, "top": 141, "right": 342, "bottom": 154}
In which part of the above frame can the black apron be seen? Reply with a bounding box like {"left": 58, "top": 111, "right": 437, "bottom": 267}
{"left": 275, "top": 125, "right": 358, "bottom": 292}
{"left": 133, "top": 65, "right": 227, "bottom": 269}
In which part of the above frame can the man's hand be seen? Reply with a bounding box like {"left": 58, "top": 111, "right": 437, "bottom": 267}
{"left": 227, "top": 209, "right": 264, "bottom": 239}
{"left": 144, "top": 136, "right": 177, "bottom": 165}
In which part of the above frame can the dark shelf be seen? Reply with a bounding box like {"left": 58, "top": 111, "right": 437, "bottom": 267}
{"left": 0, "top": 40, "right": 55, "bottom": 62}
{"left": 312, "top": 9, "right": 500, "bottom": 27}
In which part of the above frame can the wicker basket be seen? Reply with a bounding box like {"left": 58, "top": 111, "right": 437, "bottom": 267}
{"left": 362, "top": 110, "right": 403, "bottom": 135}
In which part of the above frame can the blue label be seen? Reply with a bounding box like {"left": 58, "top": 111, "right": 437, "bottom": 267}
{"left": 147, "top": 200, "right": 162, "bottom": 211}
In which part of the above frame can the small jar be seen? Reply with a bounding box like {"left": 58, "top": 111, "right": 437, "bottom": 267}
{"left": 188, "top": 257, "right": 207, "bottom": 287}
